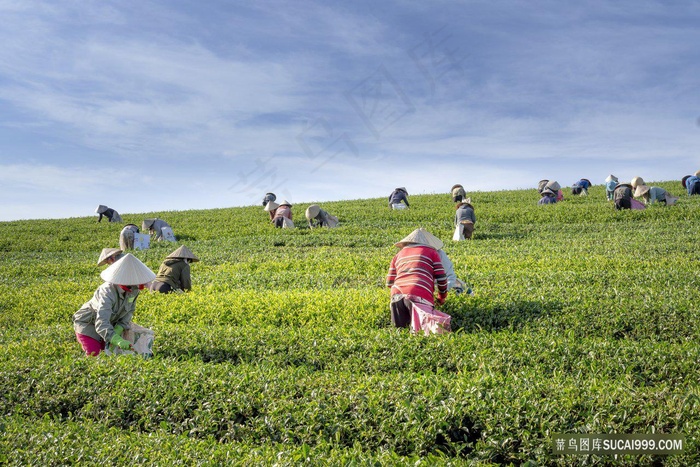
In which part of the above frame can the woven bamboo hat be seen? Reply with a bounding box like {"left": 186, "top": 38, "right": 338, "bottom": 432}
{"left": 694, "top": 170, "right": 700, "bottom": 177}
{"left": 394, "top": 228, "right": 443, "bottom": 250}
{"left": 631, "top": 176, "right": 645, "bottom": 188}
{"left": 97, "top": 248, "right": 123, "bottom": 266}
{"left": 451, "top": 184, "right": 463, "bottom": 191}
{"left": 305, "top": 205, "right": 321, "bottom": 219}
{"left": 100, "top": 253, "right": 156, "bottom": 286}
{"left": 95, "top": 205, "right": 108, "bottom": 214}
{"left": 264, "top": 201, "right": 280, "bottom": 212}
{"left": 166, "top": 245, "right": 199, "bottom": 262}
{"left": 544, "top": 180, "right": 561, "bottom": 192}
{"left": 142, "top": 218, "right": 156, "bottom": 230}
{"left": 605, "top": 174, "right": 618, "bottom": 183}
{"left": 634, "top": 185, "right": 650, "bottom": 197}
{"left": 279, "top": 200, "right": 292, "bottom": 207}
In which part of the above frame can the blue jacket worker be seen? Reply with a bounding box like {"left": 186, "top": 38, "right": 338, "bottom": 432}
{"left": 571, "top": 179, "right": 591, "bottom": 196}
{"left": 682, "top": 173, "right": 700, "bottom": 195}
{"left": 605, "top": 175, "right": 618, "bottom": 201}
{"left": 388, "top": 187, "right": 410, "bottom": 210}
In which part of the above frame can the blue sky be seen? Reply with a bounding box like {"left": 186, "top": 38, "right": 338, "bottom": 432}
{"left": 1, "top": 0, "right": 699, "bottom": 221}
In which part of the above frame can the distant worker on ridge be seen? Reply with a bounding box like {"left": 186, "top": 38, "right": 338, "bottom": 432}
{"left": 388, "top": 187, "right": 410, "bottom": 210}
{"left": 451, "top": 184, "right": 467, "bottom": 203}
{"left": 605, "top": 175, "right": 619, "bottom": 201}
{"left": 571, "top": 179, "right": 591, "bottom": 196}
{"left": 305, "top": 204, "right": 339, "bottom": 228}
{"left": 95, "top": 205, "right": 122, "bottom": 223}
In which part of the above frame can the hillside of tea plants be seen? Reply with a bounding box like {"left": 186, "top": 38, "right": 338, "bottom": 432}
{"left": 1, "top": 181, "right": 699, "bottom": 465}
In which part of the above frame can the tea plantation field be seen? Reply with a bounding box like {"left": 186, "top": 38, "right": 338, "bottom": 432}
{"left": 1, "top": 182, "right": 699, "bottom": 465}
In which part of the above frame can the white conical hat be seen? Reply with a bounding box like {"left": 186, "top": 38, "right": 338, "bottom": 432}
{"left": 142, "top": 218, "right": 156, "bottom": 230}
{"left": 694, "top": 170, "right": 700, "bottom": 177}
{"left": 279, "top": 199, "right": 292, "bottom": 207}
{"left": 95, "top": 205, "right": 108, "bottom": 214}
{"left": 605, "top": 174, "right": 618, "bottom": 183}
{"left": 394, "top": 228, "right": 443, "bottom": 249}
{"left": 631, "top": 176, "right": 645, "bottom": 188}
{"left": 634, "top": 184, "right": 650, "bottom": 197}
{"left": 100, "top": 253, "right": 156, "bottom": 286}
{"left": 544, "top": 180, "right": 561, "bottom": 191}
{"left": 264, "top": 201, "right": 279, "bottom": 212}
{"left": 97, "top": 248, "right": 123, "bottom": 266}
{"left": 305, "top": 204, "right": 321, "bottom": 219}
{"left": 166, "top": 245, "right": 199, "bottom": 262}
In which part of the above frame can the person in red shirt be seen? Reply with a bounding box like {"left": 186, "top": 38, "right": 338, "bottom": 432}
{"left": 386, "top": 228, "right": 448, "bottom": 328}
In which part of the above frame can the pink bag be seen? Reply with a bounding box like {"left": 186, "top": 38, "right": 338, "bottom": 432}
{"left": 411, "top": 302, "right": 452, "bottom": 335}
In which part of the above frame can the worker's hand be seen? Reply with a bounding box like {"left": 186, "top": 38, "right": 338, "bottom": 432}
{"left": 113, "top": 325, "right": 124, "bottom": 337}
{"left": 437, "top": 292, "right": 447, "bottom": 305}
{"left": 110, "top": 334, "right": 132, "bottom": 350}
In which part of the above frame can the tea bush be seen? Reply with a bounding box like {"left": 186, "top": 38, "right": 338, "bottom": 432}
{"left": 1, "top": 181, "right": 698, "bottom": 465}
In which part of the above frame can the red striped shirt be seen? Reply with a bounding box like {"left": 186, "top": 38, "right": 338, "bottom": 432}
{"left": 386, "top": 246, "right": 447, "bottom": 304}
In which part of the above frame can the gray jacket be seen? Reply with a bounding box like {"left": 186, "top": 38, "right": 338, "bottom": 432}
{"left": 73, "top": 282, "right": 138, "bottom": 343}
{"left": 454, "top": 205, "right": 476, "bottom": 226}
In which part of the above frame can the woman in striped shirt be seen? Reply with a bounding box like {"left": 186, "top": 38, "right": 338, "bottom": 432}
{"left": 386, "top": 228, "right": 448, "bottom": 328}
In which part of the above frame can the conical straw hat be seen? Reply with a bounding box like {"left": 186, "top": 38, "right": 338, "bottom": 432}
{"left": 631, "top": 176, "right": 645, "bottom": 188}
{"left": 305, "top": 204, "right": 321, "bottom": 219}
{"left": 545, "top": 180, "right": 561, "bottom": 192}
{"left": 394, "top": 228, "right": 443, "bottom": 249}
{"left": 100, "top": 253, "right": 156, "bottom": 286}
{"left": 166, "top": 245, "right": 199, "bottom": 262}
{"left": 279, "top": 199, "right": 292, "bottom": 207}
{"left": 634, "top": 184, "right": 650, "bottom": 197}
{"left": 605, "top": 174, "right": 618, "bottom": 183}
{"left": 695, "top": 170, "right": 700, "bottom": 177}
{"left": 395, "top": 187, "right": 408, "bottom": 194}
{"left": 142, "top": 218, "right": 156, "bottom": 230}
{"left": 95, "top": 205, "right": 108, "bottom": 214}
{"left": 264, "top": 201, "right": 279, "bottom": 212}
{"left": 451, "top": 184, "right": 463, "bottom": 191}
{"left": 97, "top": 248, "right": 123, "bottom": 266}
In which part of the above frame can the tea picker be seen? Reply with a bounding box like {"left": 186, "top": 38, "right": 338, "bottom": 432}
{"left": 453, "top": 198, "right": 476, "bottom": 240}
{"left": 95, "top": 205, "right": 122, "bottom": 223}
{"left": 143, "top": 218, "right": 176, "bottom": 242}
{"left": 388, "top": 187, "right": 410, "bottom": 210}
{"left": 73, "top": 253, "right": 156, "bottom": 356}
{"left": 150, "top": 245, "right": 199, "bottom": 293}
{"left": 386, "top": 228, "right": 451, "bottom": 334}
{"left": 305, "top": 204, "right": 339, "bottom": 228}
{"left": 97, "top": 247, "right": 123, "bottom": 267}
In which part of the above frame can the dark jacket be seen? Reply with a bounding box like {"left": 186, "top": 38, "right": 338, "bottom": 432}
{"left": 153, "top": 258, "right": 191, "bottom": 291}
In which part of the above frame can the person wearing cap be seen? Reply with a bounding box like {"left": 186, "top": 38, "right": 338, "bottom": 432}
{"left": 451, "top": 184, "right": 467, "bottom": 203}
{"left": 681, "top": 172, "right": 700, "bottom": 195}
{"left": 571, "top": 179, "right": 591, "bottom": 196}
{"left": 454, "top": 198, "right": 476, "bottom": 240}
{"left": 544, "top": 180, "right": 563, "bottom": 201}
{"left": 538, "top": 188, "right": 558, "bottom": 205}
{"left": 119, "top": 224, "right": 140, "bottom": 251}
{"left": 142, "top": 218, "right": 173, "bottom": 241}
{"left": 386, "top": 228, "right": 448, "bottom": 328}
{"left": 95, "top": 205, "right": 122, "bottom": 223}
{"left": 73, "top": 253, "right": 156, "bottom": 356}
{"left": 149, "top": 245, "right": 199, "bottom": 293}
{"left": 634, "top": 185, "right": 678, "bottom": 206}
{"left": 270, "top": 200, "right": 293, "bottom": 228}
{"left": 388, "top": 187, "right": 410, "bottom": 210}
{"left": 305, "top": 205, "right": 339, "bottom": 228}
{"left": 97, "top": 248, "right": 124, "bottom": 267}
{"left": 262, "top": 192, "right": 277, "bottom": 207}
{"left": 631, "top": 176, "right": 645, "bottom": 190}
{"left": 613, "top": 183, "right": 634, "bottom": 210}
{"left": 605, "top": 175, "right": 619, "bottom": 201}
